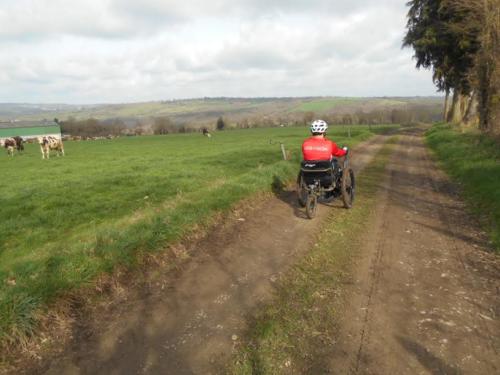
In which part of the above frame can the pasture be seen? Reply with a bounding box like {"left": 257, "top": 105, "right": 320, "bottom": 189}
{"left": 293, "top": 98, "right": 361, "bottom": 112}
{"left": 0, "top": 125, "right": 395, "bottom": 346}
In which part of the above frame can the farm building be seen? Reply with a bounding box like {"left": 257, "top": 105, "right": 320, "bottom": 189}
{"left": 0, "top": 121, "right": 61, "bottom": 141}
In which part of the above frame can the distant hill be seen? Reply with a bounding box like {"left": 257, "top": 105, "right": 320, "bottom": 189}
{"left": 0, "top": 97, "right": 443, "bottom": 126}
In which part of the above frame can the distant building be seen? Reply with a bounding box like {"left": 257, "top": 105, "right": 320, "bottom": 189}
{"left": 0, "top": 120, "right": 61, "bottom": 141}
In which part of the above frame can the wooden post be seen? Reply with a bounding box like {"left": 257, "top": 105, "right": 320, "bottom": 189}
{"left": 280, "top": 143, "right": 287, "bottom": 160}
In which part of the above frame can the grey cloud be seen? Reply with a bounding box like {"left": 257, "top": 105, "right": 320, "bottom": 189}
{"left": 1, "top": 0, "right": 401, "bottom": 41}
{"left": 109, "top": 0, "right": 406, "bottom": 23}
{"left": 0, "top": 0, "right": 133, "bottom": 41}
{"left": 214, "top": 46, "right": 294, "bottom": 71}
{"left": 0, "top": 0, "right": 437, "bottom": 103}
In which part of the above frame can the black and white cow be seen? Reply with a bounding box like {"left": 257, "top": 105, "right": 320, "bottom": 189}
{"left": 13, "top": 136, "right": 24, "bottom": 151}
{"left": 202, "top": 128, "right": 212, "bottom": 138}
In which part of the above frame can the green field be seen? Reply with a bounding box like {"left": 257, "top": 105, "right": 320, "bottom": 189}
{"left": 0, "top": 125, "right": 395, "bottom": 348}
{"left": 291, "top": 97, "right": 409, "bottom": 113}
{"left": 292, "top": 98, "right": 360, "bottom": 112}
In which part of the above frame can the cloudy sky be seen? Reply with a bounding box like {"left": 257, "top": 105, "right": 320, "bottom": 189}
{"left": 0, "top": 0, "right": 438, "bottom": 104}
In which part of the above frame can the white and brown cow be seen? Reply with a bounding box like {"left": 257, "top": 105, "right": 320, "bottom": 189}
{"left": 2, "top": 138, "right": 18, "bottom": 157}
{"left": 38, "top": 136, "right": 65, "bottom": 159}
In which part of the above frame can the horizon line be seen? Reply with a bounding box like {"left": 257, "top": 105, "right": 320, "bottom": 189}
{"left": 0, "top": 94, "right": 444, "bottom": 106}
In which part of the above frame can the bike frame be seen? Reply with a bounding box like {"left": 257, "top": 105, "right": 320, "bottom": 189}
{"left": 303, "top": 153, "right": 350, "bottom": 200}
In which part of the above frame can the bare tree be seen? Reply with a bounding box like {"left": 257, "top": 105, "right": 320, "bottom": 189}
{"left": 153, "top": 117, "right": 174, "bottom": 135}
{"left": 216, "top": 116, "right": 226, "bottom": 130}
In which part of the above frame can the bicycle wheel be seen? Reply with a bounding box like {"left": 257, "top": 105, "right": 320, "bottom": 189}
{"left": 306, "top": 194, "right": 318, "bottom": 219}
{"left": 341, "top": 168, "right": 355, "bottom": 209}
{"left": 297, "top": 174, "right": 307, "bottom": 207}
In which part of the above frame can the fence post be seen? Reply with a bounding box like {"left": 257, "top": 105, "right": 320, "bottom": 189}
{"left": 280, "top": 143, "right": 287, "bottom": 160}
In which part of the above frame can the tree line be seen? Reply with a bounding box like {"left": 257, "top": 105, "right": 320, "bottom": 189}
{"left": 404, "top": 0, "right": 499, "bottom": 133}
{"left": 59, "top": 118, "right": 128, "bottom": 137}
{"left": 58, "top": 104, "right": 442, "bottom": 137}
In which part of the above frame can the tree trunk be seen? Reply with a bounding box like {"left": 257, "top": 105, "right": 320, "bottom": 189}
{"left": 458, "top": 94, "right": 468, "bottom": 123}
{"left": 464, "top": 91, "right": 479, "bottom": 125}
{"left": 476, "top": 0, "right": 499, "bottom": 132}
{"left": 448, "top": 90, "right": 470, "bottom": 124}
{"left": 477, "top": 54, "right": 492, "bottom": 131}
{"left": 447, "top": 90, "right": 458, "bottom": 123}
{"left": 443, "top": 89, "right": 450, "bottom": 121}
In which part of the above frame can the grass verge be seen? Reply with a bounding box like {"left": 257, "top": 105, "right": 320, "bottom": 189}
{"left": 426, "top": 124, "right": 500, "bottom": 252}
{"left": 229, "top": 137, "right": 397, "bottom": 374}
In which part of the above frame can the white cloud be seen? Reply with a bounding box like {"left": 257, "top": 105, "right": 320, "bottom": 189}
{"left": 0, "top": 0, "right": 437, "bottom": 103}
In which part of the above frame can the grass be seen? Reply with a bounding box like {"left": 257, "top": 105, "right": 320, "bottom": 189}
{"left": 229, "top": 137, "right": 397, "bottom": 374}
{"left": 292, "top": 97, "right": 409, "bottom": 114}
{"left": 0, "top": 125, "right": 397, "bottom": 351}
{"left": 293, "top": 98, "right": 359, "bottom": 113}
{"left": 426, "top": 123, "right": 500, "bottom": 251}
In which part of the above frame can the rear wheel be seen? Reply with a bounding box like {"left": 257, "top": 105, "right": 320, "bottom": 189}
{"left": 341, "top": 168, "right": 355, "bottom": 209}
{"left": 306, "top": 194, "right": 318, "bottom": 219}
{"left": 297, "top": 174, "right": 307, "bottom": 207}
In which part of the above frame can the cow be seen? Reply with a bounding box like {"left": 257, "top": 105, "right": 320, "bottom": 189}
{"left": 38, "top": 136, "right": 65, "bottom": 159}
{"left": 202, "top": 128, "right": 212, "bottom": 138}
{"left": 2, "top": 138, "right": 17, "bottom": 156}
{"left": 13, "top": 136, "right": 24, "bottom": 151}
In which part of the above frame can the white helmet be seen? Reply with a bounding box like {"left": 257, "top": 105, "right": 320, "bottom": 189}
{"left": 310, "top": 119, "right": 328, "bottom": 134}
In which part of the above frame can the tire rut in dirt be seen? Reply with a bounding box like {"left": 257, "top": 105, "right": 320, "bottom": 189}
{"left": 329, "top": 127, "right": 500, "bottom": 374}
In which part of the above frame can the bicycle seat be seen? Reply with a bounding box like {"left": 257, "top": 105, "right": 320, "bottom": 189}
{"left": 300, "top": 160, "right": 334, "bottom": 187}
{"left": 300, "top": 160, "right": 332, "bottom": 172}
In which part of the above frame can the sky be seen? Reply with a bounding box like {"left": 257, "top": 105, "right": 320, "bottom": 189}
{"left": 0, "top": 0, "right": 438, "bottom": 104}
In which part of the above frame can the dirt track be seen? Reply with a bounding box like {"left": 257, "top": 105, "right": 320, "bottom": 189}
{"left": 330, "top": 127, "right": 500, "bottom": 374}
{"left": 24, "top": 128, "right": 499, "bottom": 374}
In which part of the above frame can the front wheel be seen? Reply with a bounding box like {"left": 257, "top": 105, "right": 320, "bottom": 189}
{"left": 341, "top": 168, "right": 355, "bottom": 209}
{"left": 306, "top": 194, "right": 318, "bottom": 219}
